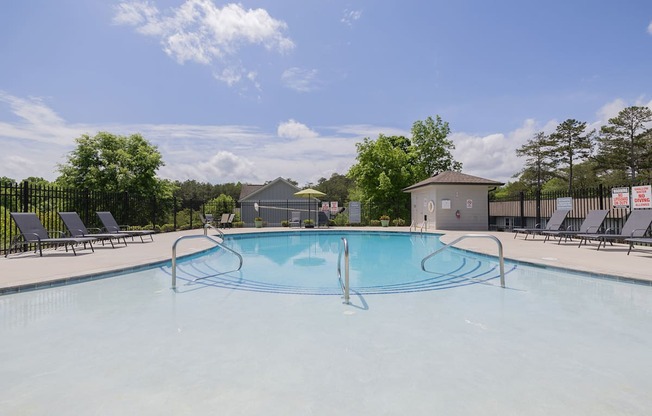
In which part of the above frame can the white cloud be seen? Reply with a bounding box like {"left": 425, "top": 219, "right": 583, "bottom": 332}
{"left": 596, "top": 98, "right": 626, "bottom": 124}
{"left": 281, "top": 67, "right": 320, "bottom": 92}
{"left": 648, "top": 21, "right": 652, "bottom": 35}
{"left": 277, "top": 119, "right": 318, "bottom": 139}
{"left": 341, "top": 9, "right": 362, "bottom": 26}
{"left": 4, "top": 91, "right": 649, "bottom": 186}
{"left": 113, "top": 1, "right": 294, "bottom": 87}
{"left": 451, "top": 119, "right": 540, "bottom": 183}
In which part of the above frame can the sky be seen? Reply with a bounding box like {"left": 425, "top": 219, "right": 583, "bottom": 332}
{"left": 1, "top": 0, "right": 651, "bottom": 187}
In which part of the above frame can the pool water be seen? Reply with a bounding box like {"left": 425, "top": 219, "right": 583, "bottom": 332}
{"left": 172, "top": 231, "right": 513, "bottom": 294}
{"left": 1, "top": 230, "right": 652, "bottom": 415}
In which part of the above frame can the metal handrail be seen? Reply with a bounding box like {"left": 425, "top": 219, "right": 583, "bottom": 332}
{"left": 421, "top": 233, "right": 505, "bottom": 288}
{"left": 410, "top": 220, "right": 427, "bottom": 233}
{"left": 337, "top": 237, "right": 350, "bottom": 304}
{"left": 203, "top": 222, "right": 224, "bottom": 239}
{"left": 171, "top": 234, "right": 243, "bottom": 290}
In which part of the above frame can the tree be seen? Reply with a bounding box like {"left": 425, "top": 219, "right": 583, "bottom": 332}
{"left": 514, "top": 132, "right": 557, "bottom": 189}
{"left": 347, "top": 134, "right": 414, "bottom": 217}
{"left": 410, "top": 115, "right": 462, "bottom": 180}
{"left": 548, "top": 119, "right": 594, "bottom": 192}
{"left": 596, "top": 106, "right": 652, "bottom": 184}
{"left": 348, "top": 115, "right": 462, "bottom": 219}
{"left": 315, "top": 173, "right": 354, "bottom": 204}
{"left": 56, "top": 131, "right": 174, "bottom": 200}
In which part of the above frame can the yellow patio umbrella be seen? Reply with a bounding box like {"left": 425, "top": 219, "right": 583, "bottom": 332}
{"left": 294, "top": 188, "right": 326, "bottom": 225}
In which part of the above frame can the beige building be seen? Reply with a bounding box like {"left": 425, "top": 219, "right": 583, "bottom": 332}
{"left": 404, "top": 171, "right": 503, "bottom": 231}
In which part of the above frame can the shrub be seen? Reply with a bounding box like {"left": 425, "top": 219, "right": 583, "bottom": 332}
{"left": 370, "top": 220, "right": 381, "bottom": 226}
{"left": 281, "top": 220, "right": 289, "bottom": 227}
{"left": 232, "top": 221, "right": 244, "bottom": 228}
{"left": 392, "top": 218, "right": 405, "bottom": 226}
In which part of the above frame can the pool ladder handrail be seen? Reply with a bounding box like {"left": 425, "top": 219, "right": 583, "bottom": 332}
{"left": 421, "top": 233, "right": 505, "bottom": 288}
{"left": 337, "top": 237, "right": 350, "bottom": 304}
{"left": 171, "top": 234, "right": 243, "bottom": 290}
{"left": 410, "top": 220, "right": 427, "bottom": 233}
{"left": 203, "top": 222, "right": 224, "bottom": 239}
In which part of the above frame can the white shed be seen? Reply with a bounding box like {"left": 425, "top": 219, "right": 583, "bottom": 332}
{"left": 403, "top": 171, "right": 503, "bottom": 231}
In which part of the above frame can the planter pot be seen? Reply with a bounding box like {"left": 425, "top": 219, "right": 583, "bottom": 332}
{"left": 304, "top": 224, "right": 315, "bottom": 228}
{"left": 254, "top": 220, "right": 263, "bottom": 228}
{"left": 381, "top": 220, "right": 390, "bottom": 227}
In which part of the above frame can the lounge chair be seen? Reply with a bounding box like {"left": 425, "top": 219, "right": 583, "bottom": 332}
{"left": 575, "top": 209, "right": 652, "bottom": 250}
{"left": 318, "top": 211, "right": 330, "bottom": 228}
{"left": 59, "top": 212, "right": 129, "bottom": 248}
{"left": 289, "top": 211, "right": 301, "bottom": 228}
{"left": 624, "top": 237, "right": 652, "bottom": 255}
{"left": 541, "top": 210, "right": 609, "bottom": 244}
{"left": 513, "top": 209, "right": 571, "bottom": 240}
{"left": 226, "top": 213, "right": 235, "bottom": 227}
{"left": 96, "top": 211, "right": 155, "bottom": 242}
{"left": 218, "top": 213, "right": 230, "bottom": 228}
{"left": 6, "top": 212, "right": 96, "bottom": 257}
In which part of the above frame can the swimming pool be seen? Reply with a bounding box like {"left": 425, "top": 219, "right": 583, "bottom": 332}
{"left": 1, "top": 230, "right": 651, "bottom": 415}
{"left": 171, "top": 231, "right": 513, "bottom": 295}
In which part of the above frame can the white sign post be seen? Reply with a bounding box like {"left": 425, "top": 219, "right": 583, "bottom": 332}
{"left": 612, "top": 187, "right": 630, "bottom": 209}
{"left": 556, "top": 197, "right": 573, "bottom": 210}
{"left": 632, "top": 185, "right": 652, "bottom": 209}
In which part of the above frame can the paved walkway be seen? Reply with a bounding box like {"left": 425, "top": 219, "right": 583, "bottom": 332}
{"left": 1, "top": 227, "right": 650, "bottom": 293}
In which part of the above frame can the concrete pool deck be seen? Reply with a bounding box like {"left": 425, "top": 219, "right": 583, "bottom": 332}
{"left": 1, "top": 226, "right": 650, "bottom": 293}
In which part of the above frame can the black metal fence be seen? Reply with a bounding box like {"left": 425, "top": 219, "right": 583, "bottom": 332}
{"left": 0, "top": 181, "right": 237, "bottom": 255}
{"left": 489, "top": 184, "right": 650, "bottom": 234}
{"left": 1, "top": 181, "right": 410, "bottom": 255}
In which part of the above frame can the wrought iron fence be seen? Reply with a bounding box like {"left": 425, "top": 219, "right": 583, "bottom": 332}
{"left": 1, "top": 181, "right": 410, "bottom": 255}
{"left": 489, "top": 183, "right": 650, "bottom": 234}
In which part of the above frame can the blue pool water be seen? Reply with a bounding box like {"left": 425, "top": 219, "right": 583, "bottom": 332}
{"left": 172, "top": 231, "right": 514, "bottom": 294}
{"left": 2, "top": 230, "right": 652, "bottom": 415}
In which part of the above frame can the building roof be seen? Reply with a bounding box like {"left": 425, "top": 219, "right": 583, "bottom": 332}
{"left": 238, "top": 177, "right": 302, "bottom": 202}
{"left": 403, "top": 171, "right": 504, "bottom": 192}
{"left": 239, "top": 184, "right": 265, "bottom": 200}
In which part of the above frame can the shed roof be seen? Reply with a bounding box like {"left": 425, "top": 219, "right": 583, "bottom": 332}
{"left": 403, "top": 171, "right": 503, "bottom": 192}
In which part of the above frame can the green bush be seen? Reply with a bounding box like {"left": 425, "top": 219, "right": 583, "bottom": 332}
{"left": 281, "top": 220, "right": 289, "bottom": 227}
{"left": 392, "top": 218, "right": 405, "bottom": 226}
{"left": 369, "top": 220, "right": 381, "bottom": 226}
{"left": 232, "top": 221, "right": 244, "bottom": 228}
{"left": 160, "top": 224, "right": 175, "bottom": 232}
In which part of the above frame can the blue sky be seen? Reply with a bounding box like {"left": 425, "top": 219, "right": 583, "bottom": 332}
{"left": 1, "top": 0, "right": 651, "bottom": 186}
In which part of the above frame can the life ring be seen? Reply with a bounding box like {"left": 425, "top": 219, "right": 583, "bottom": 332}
{"left": 427, "top": 200, "right": 435, "bottom": 213}
{"left": 455, "top": 210, "right": 461, "bottom": 219}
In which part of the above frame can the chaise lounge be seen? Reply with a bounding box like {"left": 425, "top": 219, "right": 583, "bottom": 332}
{"left": 6, "top": 212, "right": 96, "bottom": 257}
{"left": 59, "top": 212, "right": 129, "bottom": 248}
{"left": 541, "top": 209, "right": 609, "bottom": 244}
{"left": 513, "top": 209, "right": 571, "bottom": 240}
{"left": 96, "top": 211, "right": 155, "bottom": 243}
{"left": 575, "top": 209, "right": 652, "bottom": 250}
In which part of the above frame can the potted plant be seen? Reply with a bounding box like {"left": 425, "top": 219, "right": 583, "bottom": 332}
{"left": 304, "top": 219, "right": 315, "bottom": 228}
{"left": 380, "top": 215, "right": 390, "bottom": 227}
{"left": 254, "top": 217, "right": 263, "bottom": 228}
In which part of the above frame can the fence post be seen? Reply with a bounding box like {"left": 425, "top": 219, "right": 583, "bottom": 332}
{"left": 21, "top": 180, "right": 30, "bottom": 213}
{"left": 519, "top": 191, "right": 525, "bottom": 227}
{"left": 598, "top": 183, "right": 604, "bottom": 210}
{"left": 535, "top": 188, "right": 541, "bottom": 227}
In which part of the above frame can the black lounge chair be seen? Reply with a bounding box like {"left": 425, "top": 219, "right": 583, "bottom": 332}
{"left": 318, "top": 211, "right": 330, "bottom": 228}
{"left": 513, "top": 209, "right": 571, "bottom": 240}
{"left": 575, "top": 209, "right": 652, "bottom": 250}
{"left": 541, "top": 209, "right": 609, "bottom": 244}
{"left": 6, "top": 212, "right": 96, "bottom": 257}
{"left": 59, "top": 212, "right": 128, "bottom": 248}
{"left": 96, "top": 211, "right": 155, "bottom": 242}
{"left": 624, "top": 237, "right": 652, "bottom": 255}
